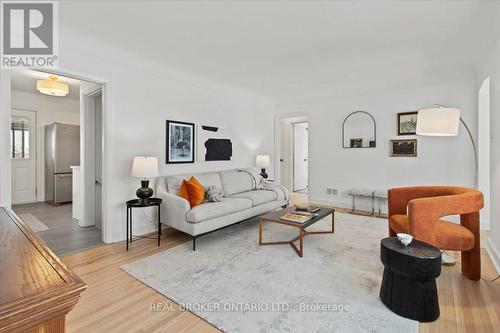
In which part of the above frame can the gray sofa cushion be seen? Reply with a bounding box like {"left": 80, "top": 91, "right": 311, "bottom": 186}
{"left": 220, "top": 170, "right": 254, "bottom": 196}
{"left": 230, "top": 190, "right": 278, "bottom": 207}
{"left": 186, "top": 198, "right": 252, "bottom": 223}
{"left": 166, "top": 172, "right": 222, "bottom": 195}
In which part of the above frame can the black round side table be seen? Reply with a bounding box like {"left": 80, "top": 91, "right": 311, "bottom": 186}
{"left": 379, "top": 237, "right": 442, "bottom": 322}
{"left": 126, "top": 198, "right": 162, "bottom": 250}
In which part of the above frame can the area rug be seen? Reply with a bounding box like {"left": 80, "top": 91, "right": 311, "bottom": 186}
{"left": 122, "top": 212, "right": 418, "bottom": 333}
{"left": 18, "top": 213, "right": 49, "bottom": 232}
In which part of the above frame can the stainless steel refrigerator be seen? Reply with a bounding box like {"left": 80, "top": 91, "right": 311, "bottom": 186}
{"left": 45, "top": 123, "right": 80, "bottom": 205}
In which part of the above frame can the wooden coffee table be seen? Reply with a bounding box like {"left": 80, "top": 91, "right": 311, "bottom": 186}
{"left": 258, "top": 206, "right": 335, "bottom": 257}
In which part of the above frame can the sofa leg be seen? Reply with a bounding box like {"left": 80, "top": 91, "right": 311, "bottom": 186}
{"left": 193, "top": 236, "right": 196, "bottom": 251}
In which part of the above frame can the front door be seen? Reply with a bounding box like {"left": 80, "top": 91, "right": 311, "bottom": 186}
{"left": 11, "top": 109, "right": 37, "bottom": 204}
{"left": 293, "top": 122, "right": 309, "bottom": 191}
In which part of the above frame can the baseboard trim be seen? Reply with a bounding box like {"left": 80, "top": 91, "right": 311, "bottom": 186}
{"left": 486, "top": 238, "right": 500, "bottom": 275}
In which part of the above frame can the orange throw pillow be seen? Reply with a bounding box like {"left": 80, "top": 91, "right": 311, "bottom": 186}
{"left": 179, "top": 180, "right": 190, "bottom": 201}
{"left": 185, "top": 176, "right": 206, "bottom": 208}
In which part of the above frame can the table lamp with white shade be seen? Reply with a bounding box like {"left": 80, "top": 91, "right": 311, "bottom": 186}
{"left": 256, "top": 155, "right": 270, "bottom": 179}
{"left": 131, "top": 156, "right": 159, "bottom": 204}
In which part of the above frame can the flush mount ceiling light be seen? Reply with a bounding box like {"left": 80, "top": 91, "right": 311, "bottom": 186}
{"left": 36, "top": 75, "right": 69, "bottom": 96}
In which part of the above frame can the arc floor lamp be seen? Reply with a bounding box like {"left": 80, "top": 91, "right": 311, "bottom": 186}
{"left": 416, "top": 104, "right": 478, "bottom": 265}
{"left": 416, "top": 104, "right": 477, "bottom": 189}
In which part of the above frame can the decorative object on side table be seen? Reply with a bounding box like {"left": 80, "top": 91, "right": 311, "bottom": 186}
{"left": 166, "top": 120, "right": 195, "bottom": 163}
{"left": 397, "top": 111, "right": 418, "bottom": 135}
{"left": 396, "top": 233, "right": 413, "bottom": 246}
{"left": 131, "top": 156, "right": 159, "bottom": 204}
{"left": 380, "top": 237, "right": 441, "bottom": 322}
{"left": 390, "top": 139, "right": 417, "bottom": 157}
{"left": 256, "top": 154, "right": 270, "bottom": 179}
{"left": 126, "top": 198, "right": 162, "bottom": 250}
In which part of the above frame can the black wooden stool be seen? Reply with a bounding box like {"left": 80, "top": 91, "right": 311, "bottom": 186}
{"left": 379, "top": 237, "right": 442, "bottom": 322}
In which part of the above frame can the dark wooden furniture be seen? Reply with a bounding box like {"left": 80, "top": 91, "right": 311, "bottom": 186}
{"left": 126, "top": 198, "right": 162, "bottom": 250}
{"left": 258, "top": 206, "right": 334, "bottom": 257}
{"left": 0, "top": 207, "right": 86, "bottom": 332}
{"left": 379, "top": 237, "right": 442, "bottom": 322}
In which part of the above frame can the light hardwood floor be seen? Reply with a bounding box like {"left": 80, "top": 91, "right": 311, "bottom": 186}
{"left": 62, "top": 204, "right": 500, "bottom": 333}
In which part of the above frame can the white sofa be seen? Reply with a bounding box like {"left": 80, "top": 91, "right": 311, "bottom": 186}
{"left": 157, "top": 168, "right": 289, "bottom": 250}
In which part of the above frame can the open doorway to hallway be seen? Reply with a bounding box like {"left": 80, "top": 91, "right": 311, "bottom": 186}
{"left": 278, "top": 116, "right": 309, "bottom": 203}
{"left": 9, "top": 69, "right": 104, "bottom": 256}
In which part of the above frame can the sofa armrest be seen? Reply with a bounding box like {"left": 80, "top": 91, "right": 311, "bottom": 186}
{"left": 263, "top": 181, "right": 290, "bottom": 204}
{"left": 156, "top": 190, "right": 191, "bottom": 234}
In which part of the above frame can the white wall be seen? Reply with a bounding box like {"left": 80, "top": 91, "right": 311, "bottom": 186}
{"left": 478, "top": 78, "right": 491, "bottom": 231}
{"left": 277, "top": 77, "right": 478, "bottom": 216}
{"left": 11, "top": 90, "right": 80, "bottom": 202}
{"left": 0, "top": 12, "right": 277, "bottom": 243}
{"left": 478, "top": 37, "right": 500, "bottom": 273}
{"left": 0, "top": 72, "right": 11, "bottom": 207}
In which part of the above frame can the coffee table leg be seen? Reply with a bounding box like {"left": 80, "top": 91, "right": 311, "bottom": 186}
{"left": 259, "top": 218, "right": 263, "bottom": 245}
{"left": 332, "top": 211, "right": 335, "bottom": 233}
{"left": 299, "top": 228, "right": 304, "bottom": 257}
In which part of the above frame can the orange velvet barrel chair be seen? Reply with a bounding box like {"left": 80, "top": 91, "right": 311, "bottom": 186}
{"left": 388, "top": 186, "right": 484, "bottom": 280}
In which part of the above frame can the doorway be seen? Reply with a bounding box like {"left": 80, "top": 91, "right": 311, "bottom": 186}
{"left": 8, "top": 69, "right": 105, "bottom": 255}
{"left": 277, "top": 115, "right": 310, "bottom": 204}
{"left": 293, "top": 122, "right": 309, "bottom": 192}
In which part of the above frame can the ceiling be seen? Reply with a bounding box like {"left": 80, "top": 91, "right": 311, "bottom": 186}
{"left": 60, "top": 0, "right": 500, "bottom": 102}
{"left": 10, "top": 70, "right": 80, "bottom": 100}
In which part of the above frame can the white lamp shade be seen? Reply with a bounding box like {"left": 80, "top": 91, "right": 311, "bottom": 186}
{"left": 416, "top": 107, "right": 461, "bottom": 136}
{"left": 256, "top": 155, "right": 270, "bottom": 167}
{"left": 131, "top": 157, "right": 159, "bottom": 178}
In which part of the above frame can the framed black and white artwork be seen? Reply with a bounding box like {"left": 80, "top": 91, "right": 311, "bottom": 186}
{"left": 397, "top": 111, "right": 418, "bottom": 135}
{"left": 197, "top": 125, "right": 233, "bottom": 161}
{"left": 166, "top": 120, "right": 195, "bottom": 163}
{"left": 390, "top": 139, "right": 417, "bottom": 157}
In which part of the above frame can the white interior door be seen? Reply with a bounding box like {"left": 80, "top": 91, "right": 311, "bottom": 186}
{"left": 94, "top": 94, "right": 103, "bottom": 230}
{"left": 11, "top": 109, "right": 37, "bottom": 204}
{"left": 293, "top": 122, "right": 308, "bottom": 191}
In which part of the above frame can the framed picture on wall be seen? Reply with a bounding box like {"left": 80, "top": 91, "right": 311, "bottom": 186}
{"left": 397, "top": 111, "right": 418, "bottom": 135}
{"left": 390, "top": 139, "right": 417, "bottom": 157}
{"left": 197, "top": 125, "right": 234, "bottom": 161}
{"left": 166, "top": 120, "right": 195, "bottom": 163}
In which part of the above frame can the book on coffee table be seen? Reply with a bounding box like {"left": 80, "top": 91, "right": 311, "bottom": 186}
{"left": 295, "top": 206, "right": 320, "bottom": 213}
{"left": 280, "top": 212, "right": 319, "bottom": 223}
